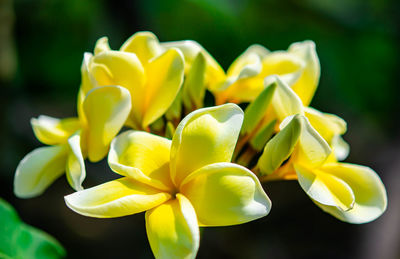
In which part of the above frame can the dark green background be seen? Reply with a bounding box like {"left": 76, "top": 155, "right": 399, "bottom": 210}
{"left": 1, "top": 0, "right": 399, "bottom": 258}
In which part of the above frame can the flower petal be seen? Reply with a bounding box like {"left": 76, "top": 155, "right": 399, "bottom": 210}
{"left": 90, "top": 50, "right": 145, "bottom": 101}
{"left": 241, "top": 81, "right": 276, "bottom": 134}
{"left": 288, "top": 41, "right": 320, "bottom": 106}
{"left": 293, "top": 116, "right": 332, "bottom": 168}
{"left": 332, "top": 135, "right": 350, "bottom": 161}
{"left": 65, "top": 177, "right": 171, "bottom": 218}
{"left": 120, "top": 31, "right": 163, "bottom": 64}
{"left": 145, "top": 194, "right": 199, "bottom": 259}
{"left": 260, "top": 51, "right": 305, "bottom": 77}
{"left": 313, "top": 163, "right": 387, "bottom": 224}
{"left": 66, "top": 132, "right": 86, "bottom": 191}
{"left": 295, "top": 164, "right": 355, "bottom": 211}
{"left": 304, "top": 107, "right": 347, "bottom": 143}
{"left": 170, "top": 104, "right": 244, "bottom": 186}
{"left": 79, "top": 52, "right": 96, "bottom": 95}
{"left": 138, "top": 48, "right": 184, "bottom": 128}
{"left": 266, "top": 75, "right": 304, "bottom": 121}
{"left": 293, "top": 115, "right": 331, "bottom": 168}
{"left": 180, "top": 162, "right": 271, "bottom": 226}
{"left": 14, "top": 145, "right": 68, "bottom": 198}
{"left": 94, "top": 36, "right": 111, "bottom": 55}
{"left": 83, "top": 85, "right": 132, "bottom": 162}
{"left": 161, "top": 40, "right": 225, "bottom": 82}
{"left": 182, "top": 52, "right": 207, "bottom": 109}
{"left": 258, "top": 115, "right": 302, "bottom": 176}
{"left": 108, "top": 130, "right": 174, "bottom": 192}
{"left": 226, "top": 45, "right": 265, "bottom": 79}
{"left": 31, "top": 116, "right": 81, "bottom": 145}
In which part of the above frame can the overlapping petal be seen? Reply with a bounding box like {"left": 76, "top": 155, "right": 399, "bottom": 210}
{"left": 90, "top": 50, "right": 145, "bottom": 96}
{"left": 288, "top": 41, "right": 320, "bottom": 106}
{"left": 31, "top": 116, "right": 81, "bottom": 145}
{"left": 65, "top": 177, "right": 171, "bottom": 218}
{"left": 295, "top": 164, "right": 355, "bottom": 211}
{"left": 292, "top": 115, "right": 331, "bottom": 168}
{"left": 120, "top": 31, "right": 163, "bottom": 64}
{"left": 161, "top": 40, "right": 225, "bottom": 82}
{"left": 108, "top": 130, "right": 173, "bottom": 191}
{"left": 304, "top": 107, "right": 347, "bottom": 143}
{"left": 180, "top": 162, "right": 271, "bottom": 226}
{"left": 66, "top": 132, "right": 86, "bottom": 191}
{"left": 260, "top": 51, "right": 305, "bottom": 77}
{"left": 312, "top": 163, "right": 387, "bottom": 223}
{"left": 145, "top": 194, "right": 199, "bottom": 259}
{"left": 138, "top": 48, "right": 185, "bottom": 128}
{"left": 170, "top": 104, "right": 243, "bottom": 186}
{"left": 94, "top": 36, "right": 111, "bottom": 55}
{"left": 14, "top": 145, "right": 68, "bottom": 198}
{"left": 82, "top": 85, "right": 132, "bottom": 162}
{"left": 267, "top": 76, "right": 304, "bottom": 121}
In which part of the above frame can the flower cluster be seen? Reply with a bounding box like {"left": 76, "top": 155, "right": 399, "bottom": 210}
{"left": 14, "top": 32, "right": 387, "bottom": 258}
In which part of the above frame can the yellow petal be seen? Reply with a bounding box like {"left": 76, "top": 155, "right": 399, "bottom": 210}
{"left": 332, "top": 135, "right": 350, "bottom": 161}
{"left": 226, "top": 46, "right": 264, "bottom": 79}
{"left": 65, "top": 177, "right": 171, "bottom": 218}
{"left": 108, "top": 130, "right": 174, "bottom": 192}
{"left": 267, "top": 75, "right": 304, "bottom": 121}
{"left": 304, "top": 107, "right": 347, "bottom": 143}
{"left": 295, "top": 164, "right": 355, "bottom": 211}
{"left": 83, "top": 85, "right": 132, "bottom": 162}
{"left": 180, "top": 162, "right": 271, "bottom": 226}
{"left": 313, "top": 163, "right": 387, "bottom": 224}
{"left": 292, "top": 115, "right": 331, "bottom": 168}
{"left": 31, "top": 116, "right": 81, "bottom": 145}
{"left": 94, "top": 36, "right": 111, "bottom": 55}
{"left": 145, "top": 194, "right": 199, "bottom": 259}
{"left": 288, "top": 41, "right": 320, "bottom": 106}
{"left": 213, "top": 76, "right": 265, "bottom": 104}
{"left": 14, "top": 145, "right": 68, "bottom": 198}
{"left": 210, "top": 45, "right": 268, "bottom": 104}
{"left": 79, "top": 52, "right": 96, "bottom": 95}
{"left": 66, "top": 131, "right": 86, "bottom": 191}
{"left": 120, "top": 31, "right": 163, "bottom": 64}
{"left": 90, "top": 50, "right": 145, "bottom": 99}
{"left": 138, "top": 48, "right": 184, "bottom": 128}
{"left": 170, "top": 104, "right": 243, "bottom": 186}
{"left": 161, "top": 40, "right": 225, "bottom": 86}
{"left": 260, "top": 51, "right": 305, "bottom": 77}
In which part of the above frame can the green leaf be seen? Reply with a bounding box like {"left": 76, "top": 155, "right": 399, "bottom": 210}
{"left": 241, "top": 82, "right": 277, "bottom": 135}
{"left": 0, "top": 198, "right": 66, "bottom": 259}
{"left": 257, "top": 115, "right": 302, "bottom": 176}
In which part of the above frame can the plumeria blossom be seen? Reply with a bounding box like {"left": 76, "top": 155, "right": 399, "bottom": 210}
{"left": 65, "top": 104, "right": 271, "bottom": 258}
{"left": 209, "top": 41, "right": 320, "bottom": 105}
{"left": 257, "top": 114, "right": 387, "bottom": 223}
{"left": 14, "top": 85, "right": 131, "bottom": 197}
{"left": 239, "top": 75, "right": 348, "bottom": 161}
{"left": 79, "top": 31, "right": 185, "bottom": 130}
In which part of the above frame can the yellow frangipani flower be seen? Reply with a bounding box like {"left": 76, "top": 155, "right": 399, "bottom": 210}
{"left": 241, "top": 75, "right": 349, "bottom": 161}
{"left": 211, "top": 41, "right": 319, "bottom": 106}
{"left": 78, "top": 32, "right": 185, "bottom": 130}
{"left": 14, "top": 85, "right": 131, "bottom": 197}
{"left": 65, "top": 104, "right": 271, "bottom": 259}
{"left": 258, "top": 115, "right": 387, "bottom": 223}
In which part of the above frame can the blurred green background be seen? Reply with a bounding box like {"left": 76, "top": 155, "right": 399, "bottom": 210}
{"left": 1, "top": 0, "right": 399, "bottom": 258}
